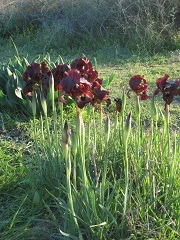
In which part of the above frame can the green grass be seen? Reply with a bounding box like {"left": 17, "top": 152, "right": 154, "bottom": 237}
{"left": 22, "top": 87, "right": 180, "bottom": 239}
{"left": 0, "top": 46, "right": 180, "bottom": 239}
{"left": 99, "top": 52, "right": 180, "bottom": 128}
{"left": 0, "top": 111, "right": 57, "bottom": 239}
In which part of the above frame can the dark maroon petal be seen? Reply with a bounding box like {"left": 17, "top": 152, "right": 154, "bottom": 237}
{"left": 22, "top": 71, "right": 29, "bottom": 82}
{"left": 92, "top": 79, "right": 109, "bottom": 102}
{"left": 170, "top": 79, "right": 180, "bottom": 96}
{"left": 71, "top": 57, "right": 93, "bottom": 74}
{"left": 85, "top": 69, "right": 98, "bottom": 82}
{"left": 23, "top": 81, "right": 33, "bottom": 96}
{"left": 61, "top": 69, "right": 81, "bottom": 94}
{"left": 75, "top": 92, "right": 93, "bottom": 109}
{"left": 41, "top": 62, "right": 51, "bottom": 75}
{"left": 28, "top": 62, "right": 41, "bottom": 79}
{"left": 114, "top": 98, "right": 122, "bottom": 112}
{"left": 106, "top": 98, "right": 111, "bottom": 107}
{"left": 23, "top": 62, "right": 41, "bottom": 83}
{"left": 140, "top": 92, "right": 149, "bottom": 100}
{"left": 40, "top": 62, "right": 51, "bottom": 87}
{"left": 96, "top": 78, "right": 103, "bottom": 85}
{"left": 129, "top": 75, "right": 148, "bottom": 94}
{"left": 52, "top": 66, "right": 64, "bottom": 90}
{"left": 155, "top": 75, "right": 180, "bottom": 104}
{"left": 55, "top": 82, "right": 62, "bottom": 91}
{"left": 163, "top": 92, "right": 174, "bottom": 105}
{"left": 52, "top": 64, "right": 70, "bottom": 80}
{"left": 75, "top": 97, "right": 87, "bottom": 109}
{"left": 22, "top": 61, "right": 52, "bottom": 96}
{"left": 78, "top": 78, "right": 92, "bottom": 93}
{"left": 91, "top": 98, "right": 97, "bottom": 106}
{"left": 156, "top": 74, "right": 169, "bottom": 90}
{"left": 93, "top": 85, "right": 109, "bottom": 102}
{"left": 70, "top": 79, "right": 91, "bottom": 97}
{"left": 92, "top": 80, "right": 101, "bottom": 88}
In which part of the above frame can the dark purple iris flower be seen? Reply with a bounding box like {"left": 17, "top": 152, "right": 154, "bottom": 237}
{"left": 52, "top": 64, "right": 70, "bottom": 90}
{"left": 22, "top": 57, "right": 109, "bottom": 109}
{"left": 60, "top": 58, "right": 109, "bottom": 107}
{"left": 154, "top": 74, "right": 180, "bottom": 105}
{"left": 71, "top": 57, "right": 93, "bottom": 74}
{"left": 92, "top": 81, "right": 109, "bottom": 103}
{"left": 23, "top": 62, "right": 51, "bottom": 96}
{"left": 60, "top": 69, "right": 81, "bottom": 94}
{"left": 75, "top": 92, "right": 93, "bottom": 109}
{"left": 129, "top": 75, "right": 149, "bottom": 100}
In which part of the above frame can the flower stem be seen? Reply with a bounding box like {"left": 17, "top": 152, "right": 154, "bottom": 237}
{"left": 165, "top": 104, "right": 170, "bottom": 155}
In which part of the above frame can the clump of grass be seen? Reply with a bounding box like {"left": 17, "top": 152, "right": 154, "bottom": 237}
{"left": 30, "top": 88, "right": 180, "bottom": 239}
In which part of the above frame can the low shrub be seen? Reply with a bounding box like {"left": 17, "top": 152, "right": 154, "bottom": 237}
{"left": 0, "top": 0, "right": 179, "bottom": 51}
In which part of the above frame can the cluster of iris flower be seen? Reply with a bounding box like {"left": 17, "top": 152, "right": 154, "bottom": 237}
{"left": 23, "top": 57, "right": 109, "bottom": 109}
{"left": 23, "top": 61, "right": 51, "bottom": 96}
{"left": 129, "top": 74, "right": 180, "bottom": 109}
{"left": 22, "top": 57, "right": 179, "bottom": 111}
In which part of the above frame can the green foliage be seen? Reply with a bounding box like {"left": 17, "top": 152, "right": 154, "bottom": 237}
{"left": 102, "top": 73, "right": 115, "bottom": 88}
{"left": 0, "top": 55, "right": 58, "bottom": 116}
{"left": 0, "top": 57, "right": 33, "bottom": 115}
{"left": 30, "top": 95, "right": 180, "bottom": 239}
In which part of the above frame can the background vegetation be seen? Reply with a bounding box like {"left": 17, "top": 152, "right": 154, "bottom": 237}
{"left": 0, "top": 0, "right": 180, "bottom": 62}
{"left": 0, "top": 0, "right": 180, "bottom": 239}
